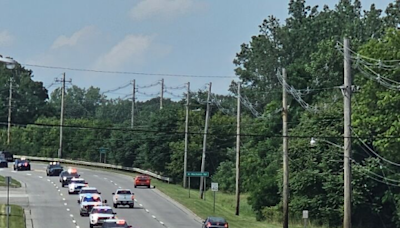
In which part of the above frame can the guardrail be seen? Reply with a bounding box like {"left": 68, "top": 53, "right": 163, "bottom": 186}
{"left": 13, "top": 155, "right": 172, "bottom": 183}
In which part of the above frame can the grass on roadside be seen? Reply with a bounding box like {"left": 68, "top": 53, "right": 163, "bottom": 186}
{"left": 0, "top": 204, "right": 25, "bottom": 228}
{"left": 0, "top": 175, "right": 21, "bottom": 188}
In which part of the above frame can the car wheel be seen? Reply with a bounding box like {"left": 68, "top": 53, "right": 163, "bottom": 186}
{"left": 134, "top": 185, "right": 137, "bottom": 188}
{"left": 62, "top": 183, "right": 65, "bottom": 187}
{"left": 129, "top": 204, "right": 134, "bottom": 208}
{"left": 89, "top": 223, "right": 93, "bottom": 228}
{"left": 148, "top": 185, "right": 150, "bottom": 188}
{"left": 113, "top": 203, "right": 117, "bottom": 208}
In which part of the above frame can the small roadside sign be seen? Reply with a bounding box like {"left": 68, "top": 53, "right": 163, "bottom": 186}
{"left": 303, "top": 210, "right": 309, "bottom": 219}
{"left": 5, "top": 176, "right": 11, "bottom": 185}
{"left": 211, "top": 182, "right": 218, "bottom": 192}
{"left": 186, "top": 171, "right": 209, "bottom": 177}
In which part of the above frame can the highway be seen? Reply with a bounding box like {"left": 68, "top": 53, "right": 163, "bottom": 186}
{"left": 0, "top": 162, "right": 202, "bottom": 228}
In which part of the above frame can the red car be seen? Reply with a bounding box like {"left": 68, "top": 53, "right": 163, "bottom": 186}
{"left": 134, "top": 175, "right": 151, "bottom": 188}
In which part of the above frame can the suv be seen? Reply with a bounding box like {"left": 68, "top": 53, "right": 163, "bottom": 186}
{"left": 89, "top": 206, "right": 116, "bottom": 228}
{"left": 112, "top": 189, "right": 134, "bottom": 208}
{"left": 0, "top": 151, "right": 13, "bottom": 162}
{"left": 134, "top": 175, "right": 151, "bottom": 188}
{"left": 59, "top": 168, "right": 80, "bottom": 187}
{"left": 68, "top": 177, "right": 87, "bottom": 194}
{"left": 14, "top": 158, "right": 31, "bottom": 171}
{"left": 79, "top": 194, "right": 106, "bottom": 216}
{"left": 102, "top": 219, "right": 132, "bottom": 228}
{"left": 46, "top": 162, "right": 64, "bottom": 176}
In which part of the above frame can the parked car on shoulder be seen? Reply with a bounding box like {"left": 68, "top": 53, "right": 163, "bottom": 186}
{"left": 13, "top": 158, "right": 30, "bottom": 171}
{"left": 134, "top": 175, "right": 151, "bottom": 188}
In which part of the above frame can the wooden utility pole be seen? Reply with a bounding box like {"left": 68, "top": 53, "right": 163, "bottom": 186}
{"left": 7, "top": 79, "right": 12, "bottom": 145}
{"left": 58, "top": 73, "right": 66, "bottom": 158}
{"left": 131, "top": 80, "right": 136, "bottom": 129}
{"left": 200, "top": 82, "right": 211, "bottom": 199}
{"left": 183, "top": 82, "right": 190, "bottom": 188}
{"left": 160, "top": 78, "right": 164, "bottom": 110}
{"left": 343, "top": 38, "right": 352, "bottom": 228}
{"left": 282, "top": 68, "right": 289, "bottom": 228}
{"left": 235, "top": 82, "right": 241, "bottom": 216}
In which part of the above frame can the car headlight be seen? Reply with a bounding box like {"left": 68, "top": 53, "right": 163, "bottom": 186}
{"left": 63, "top": 177, "right": 67, "bottom": 180}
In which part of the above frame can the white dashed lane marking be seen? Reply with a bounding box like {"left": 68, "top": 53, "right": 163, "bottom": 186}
{"left": 39, "top": 176, "right": 43, "bottom": 179}
{"left": 67, "top": 208, "right": 70, "bottom": 211}
{"left": 26, "top": 173, "right": 32, "bottom": 176}
{"left": 140, "top": 204, "right": 143, "bottom": 207}
{"left": 145, "top": 209, "right": 149, "bottom": 213}
{"left": 152, "top": 215, "right": 156, "bottom": 219}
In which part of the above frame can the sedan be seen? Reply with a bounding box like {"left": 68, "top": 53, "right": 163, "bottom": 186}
{"left": 202, "top": 217, "right": 229, "bottom": 228}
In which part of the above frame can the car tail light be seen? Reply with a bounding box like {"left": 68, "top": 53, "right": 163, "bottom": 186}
{"left": 207, "top": 222, "right": 212, "bottom": 227}
{"left": 131, "top": 195, "right": 135, "bottom": 200}
{"left": 24, "top": 163, "right": 27, "bottom": 167}
{"left": 224, "top": 223, "right": 229, "bottom": 228}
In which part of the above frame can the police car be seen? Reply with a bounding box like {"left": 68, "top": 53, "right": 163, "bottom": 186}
{"left": 89, "top": 206, "right": 116, "bottom": 228}
{"left": 59, "top": 168, "right": 80, "bottom": 187}
{"left": 101, "top": 219, "right": 132, "bottom": 228}
{"left": 78, "top": 187, "right": 101, "bottom": 203}
{"left": 79, "top": 194, "right": 107, "bottom": 216}
{"left": 68, "top": 177, "right": 87, "bottom": 194}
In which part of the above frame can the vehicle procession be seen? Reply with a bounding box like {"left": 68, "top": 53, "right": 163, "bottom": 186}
{"left": 18, "top": 159, "right": 147, "bottom": 228}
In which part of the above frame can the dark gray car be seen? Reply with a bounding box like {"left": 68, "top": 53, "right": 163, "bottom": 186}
{"left": 202, "top": 217, "right": 229, "bottom": 228}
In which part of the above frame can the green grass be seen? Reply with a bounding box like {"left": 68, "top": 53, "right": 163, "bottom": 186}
{"left": 0, "top": 204, "right": 25, "bottom": 228}
{"left": 0, "top": 176, "right": 21, "bottom": 188}
{"left": 37, "top": 162, "right": 328, "bottom": 228}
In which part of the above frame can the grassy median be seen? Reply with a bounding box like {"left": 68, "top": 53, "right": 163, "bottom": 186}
{"left": 0, "top": 204, "right": 25, "bottom": 228}
{"left": 0, "top": 176, "right": 21, "bottom": 188}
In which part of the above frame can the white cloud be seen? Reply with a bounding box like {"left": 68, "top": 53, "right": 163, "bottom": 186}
{"left": 94, "top": 35, "right": 154, "bottom": 70}
{"left": 129, "top": 0, "right": 203, "bottom": 21}
{"left": 51, "top": 26, "right": 96, "bottom": 49}
{"left": 0, "top": 31, "right": 13, "bottom": 47}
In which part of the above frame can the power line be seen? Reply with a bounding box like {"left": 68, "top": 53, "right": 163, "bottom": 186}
{"left": 22, "top": 63, "right": 236, "bottom": 79}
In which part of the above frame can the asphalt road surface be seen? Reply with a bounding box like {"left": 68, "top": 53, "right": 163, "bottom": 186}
{"left": 0, "top": 162, "right": 201, "bottom": 228}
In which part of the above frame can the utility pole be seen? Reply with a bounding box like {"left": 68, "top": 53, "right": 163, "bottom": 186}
{"left": 343, "top": 38, "right": 352, "bottom": 228}
{"left": 56, "top": 73, "right": 71, "bottom": 158}
{"left": 7, "top": 79, "right": 12, "bottom": 145}
{"left": 131, "top": 79, "right": 136, "bottom": 129}
{"left": 235, "top": 82, "right": 241, "bottom": 216}
{"left": 282, "top": 68, "right": 289, "bottom": 228}
{"left": 160, "top": 78, "right": 164, "bottom": 110}
{"left": 200, "top": 82, "right": 211, "bottom": 199}
{"left": 183, "top": 82, "right": 190, "bottom": 188}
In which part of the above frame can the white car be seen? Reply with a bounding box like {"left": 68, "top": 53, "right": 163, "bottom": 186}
{"left": 68, "top": 177, "right": 87, "bottom": 194}
{"left": 89, "top": 206, "right": 116, "bottom": 228}
{"left": 102, "top": 219, "right": 132, "bottom": 228}
{"left": 79, "top": 194, "right": 106, "bottom": 216}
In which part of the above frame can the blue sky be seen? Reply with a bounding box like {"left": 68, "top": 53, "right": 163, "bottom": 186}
{"left": 0, "top": 0, "right": 394, "bottom": 100}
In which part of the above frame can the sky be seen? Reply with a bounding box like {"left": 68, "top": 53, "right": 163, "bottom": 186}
{"left": 0, "top": 0, "right": 395, "bottom": 101}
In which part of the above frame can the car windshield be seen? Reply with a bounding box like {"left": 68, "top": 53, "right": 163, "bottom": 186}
{"left": 138, "top": 176, "right": 149, "bottom": 181}
{"left": 91, "top": 208, "right": 113, "bottom": 214}
{"left": 209, "top": 217, "right": 226, "bottom": 223}
{"left": 49, "top": 165, "right": 62, "bottom": 169}
{"left": 71, "top": 180, "right": 85, "bottom": 184}
{"left": 83, "top": 197, "right": 101, "bottom": 203}
{"left": 63, "top": 172, "right": 79, "bottom": 178}
{"left": 102, "top": 222, "right": 128, "bottom": 228}
{"left": 116, "top": 190, "right": 131, "bottom": 195}
{"left": 81, "top": 189, "right": 98, "bottom": 194}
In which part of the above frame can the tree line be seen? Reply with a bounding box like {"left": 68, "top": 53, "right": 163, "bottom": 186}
{"left": 1, "top": 0, "right": 400, "bottom": 227}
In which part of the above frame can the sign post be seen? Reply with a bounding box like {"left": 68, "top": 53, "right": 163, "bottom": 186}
{"left": 99, "top": 147, "right": 108, "bottom": 163}
{"left": 186, "top": 172, "right": 209, "bottom": 199}
{"left": 303, "top": 210, "right": 309, "bottom": 228}
{"left": 211, "top": 182, "right": 218, "bottom": 214}
{"left": 5, "top": 176, "right": 12, "bottom": 228}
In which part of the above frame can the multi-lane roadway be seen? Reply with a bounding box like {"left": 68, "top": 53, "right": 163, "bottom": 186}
{"left": 0, "top": 162, "right": 202, "bottom": 228}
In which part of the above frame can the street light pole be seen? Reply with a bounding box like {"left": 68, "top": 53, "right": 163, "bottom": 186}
{"left": 235, "top": 82, "right": 241, "bottom": 216}
{"left": 200, "top": 82, "right": 212, "bottom": 199}
{"left": 282, "top": 68, "right": 289, "bottom": 228}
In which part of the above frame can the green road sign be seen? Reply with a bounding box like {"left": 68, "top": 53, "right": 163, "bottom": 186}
{"left": 186, "top": 171, "right": 209, "bottom": 177}
{"left": 99, "top": 147, "right": 108, "bottom": 154}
